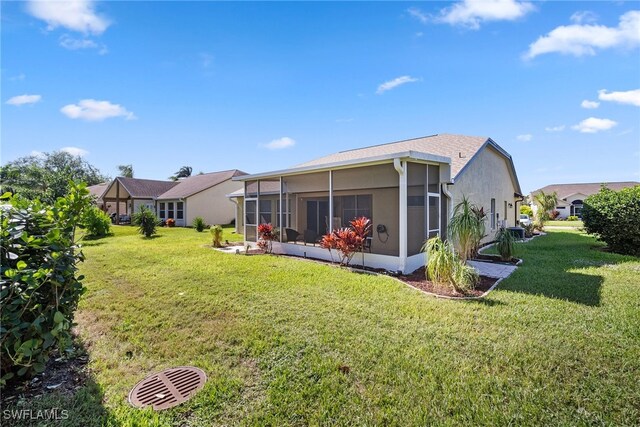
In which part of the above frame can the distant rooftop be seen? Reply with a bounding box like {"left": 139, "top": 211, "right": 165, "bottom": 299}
{"left": 532, "top": 181, "right": 639, "bottom": 199}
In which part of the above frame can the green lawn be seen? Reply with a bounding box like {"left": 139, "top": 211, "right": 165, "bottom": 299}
{"left": 546, "top": 220, "right": 584, "bottom": 227}
{"left": 6, "top": 226, "right": 639, "bottom": 426}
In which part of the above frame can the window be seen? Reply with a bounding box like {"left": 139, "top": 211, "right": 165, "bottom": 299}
{"left": 490, "top": 198, "right": 496, "bottom": 229}
{"left": 259, "top": 199, "right": 272, "bottom": 224}
{"left": 428, "top": 195, "right": 440, "bottom": 238}
{"left": 167, "top": 202, "right": 174, "bottom": 219}
{"left": 245, "top": 200, "right": 256, "bottom": 225}
{"left": 408, "top": 195, "right": 425, "bottom": 207}
{"left": 427, "top": 165, "right": 439, "bottom": 193}
{"left": 556, "top": 206, "right": 566, "bottom": 210}
{"left": 159, "top": 202, "right": 165, "bottom": 219}
{"left": 341, "top": 195, "right": 372, "bottom": 224}
{"left": 176, "top": 202, "right": 184, "bottom": 220}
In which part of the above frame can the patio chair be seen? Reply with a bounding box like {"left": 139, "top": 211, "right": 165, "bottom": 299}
{"left": 303, "top": 229, "right": 318, "bottom": 245}
{"left": 285, "top": 228, "right": 301, "bottom": 243}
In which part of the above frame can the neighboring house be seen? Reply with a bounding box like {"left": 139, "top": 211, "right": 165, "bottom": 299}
{"left": 87, "top": 182, "right": 126, "bottom": 215}
{"left": 156, "top": 170, "right": 247, "bottom": 227}
{"left": 99, "top": 170, "right": 246, "bottom": 226}
{"left": 530, "top": 181, "right": 640, "bottom": 219}
{"left": 230, "top": 133, "right": 522, "bottom": 274}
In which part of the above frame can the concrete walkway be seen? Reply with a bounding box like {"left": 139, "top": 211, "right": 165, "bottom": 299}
{"left": 213, "top": 245, "right": 246, "bottom": 254}
{"left": 467, "top": 260, "right": 517, "bottom": 279}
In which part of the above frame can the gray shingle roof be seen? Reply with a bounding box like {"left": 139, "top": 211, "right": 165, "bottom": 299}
{"left": 157, "top": 169, "right": 246, "bottom": 199}
{"left": 296, "top": 133, "right": 489, "bottom": 178}
{"left": 87, "top": 183, "right": 109, "bottom": 199}
{"left": 532, "top": 182, "right": 639, "bottom": 200}
{"left": 116, "top": 177, "right": 179, "bottom": 198}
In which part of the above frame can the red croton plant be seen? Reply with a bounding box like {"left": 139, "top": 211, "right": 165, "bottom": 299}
{"left": 257, "top": 223, "right": 277, "bottom": 253}
{"left": 320, "top": 216, "right": 371, "bottom": 266}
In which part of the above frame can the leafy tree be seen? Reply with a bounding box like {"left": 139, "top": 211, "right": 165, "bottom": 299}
{"left": 520, "top": 205, "right": 534, "bottom": 217}
{"left": 533, "top": 190, "right": 558, "bottom": 227}
{"left": 117, "top": 164, "right": 134, "bottom": 178}
{"left": 169, "top": 166, "right": 192, "bottom": 181}
{"left": 0, "top": 151, "right": 109, "bottom": 204}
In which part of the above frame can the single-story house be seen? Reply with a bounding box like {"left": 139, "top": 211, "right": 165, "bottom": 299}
{"left": 229, "top": 133, "right": 522, "bottom": 274}
{"left": 87, "top": 182, "right": 126, "bottom": 215}
{"left": 531, "top": 181, "right": 640, "bottom": 219}
{"left": 100, "top": 169, "right": 246, "bottom": 226}
{"left": 155, "top": 169, "right": 246, "bottom": 227}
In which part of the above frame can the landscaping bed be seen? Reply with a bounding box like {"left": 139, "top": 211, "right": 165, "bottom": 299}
{"left": 398, "top": 268, "right": 498, "bottom": 298}
{"left": 472, "top": 253, "right": 521, "bottom": 265}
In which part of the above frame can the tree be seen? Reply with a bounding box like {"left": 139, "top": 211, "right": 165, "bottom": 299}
{"left": 448, "top": 196, "right": 486, "bottom": 262}
{"left": 117, "top": 164, "right": 134, "bottom": 178}
{"left": 0, "top": 151, "right": 109, "bottom": 204}
{"left": 169, "top": 166, "right": 192, "bottom": 181}
{"left": 533, "top": 190, "right": 558, "bottom": 227}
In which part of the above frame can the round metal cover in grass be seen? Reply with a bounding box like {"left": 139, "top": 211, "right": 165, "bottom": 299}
{"left": 128, "top": 366, "right": 207, "bottom": 411}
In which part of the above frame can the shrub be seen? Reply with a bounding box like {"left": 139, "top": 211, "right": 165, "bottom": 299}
{"left": 549, "top": 210, "right": 560, "bottom": 220}
{"left": 133, "top": 206, "right": 160, "bottom": 238}
{"left": 257, "top": 223, "right": 278, "bottom": 254}
{"left": 448, "top": 196, "right": 486, "bottom": 262}
{"left": 320, "top": 217, "right": 371, "bottom": 266}
{"left": 422, "top": 236, "right": 478, "bottom": 293}
{"left": 582, "top": 186, "right": 640, "bottom": 256}
{"left": 494, "top": 227, "right": 516, "bottom": 261}
{"left": 192, "top": 216, "right": 206, "bottom": 232}
{"left": 567, "top": 215, "right": 579, "bottom": 221}
{"left": 523, "top": 223, "right": 535, "bottom": 238}
{"left": 0, "top": 182, "right": 91, "bottom": 385}
{"left": 210, "top": 225, "right": 223, "bottom": 247}
{"left": 520, "top": 205, "right": 534, "bottom": 217}
{"left": 81, "top": 206, "right": 111, "bottom": 238}
{"left": 166, "top": 218, "right": 175, "bottom": 227}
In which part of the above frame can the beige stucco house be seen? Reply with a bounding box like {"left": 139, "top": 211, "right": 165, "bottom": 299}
{"left": 100, "top": 170, "right": 246, "bottom": 226}
{"left": 530, "top": 181, "right": 639, "bottom": 219}
{"left": 230, "top": 133, "right": 522, "bottom": 274}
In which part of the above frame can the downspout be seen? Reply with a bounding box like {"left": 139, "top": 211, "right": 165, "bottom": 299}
{"left": 393, "top": 158, "right": 407, "bottom": 273}
{"left": 441, "top": 182, "right": 454, "bottom": 221}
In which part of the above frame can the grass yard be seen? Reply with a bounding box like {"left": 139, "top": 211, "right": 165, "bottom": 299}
{"left": 5, "top": 226, "right": 639, "bottom": 426}
{"left": 545, "top": 220, "right": 584, "bottom": 228}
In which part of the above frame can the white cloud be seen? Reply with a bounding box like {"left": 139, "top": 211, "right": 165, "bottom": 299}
{"left": 581, "top": 100, "right": 600, "bottom": 109}
{"left": 517, "top": 134, "right": 533, "bottom": 142}
{"left": 572, "top": 117, "right": 618, "bottom": 133}
{"left": 524, "top": 10, "right": 640, "bottom": 59}
{"left": 6, "top": 94, "right": 42, "bottom": 106}
{"left": 60, "top": 99, "right": 136, "bottom": 121}
{"left": 61, "top": 146, "right": 89, "bottom": 157}
{"left": 27, "top": 0, "right": 110, "bottom": 35}
{"left": 376, "top": 75, "right": 420, "bottom": 94}
{"left": 545, "top": 125, "right": 565, "bottom": 132}
{"left": 262, "top": 137, "right": 296, "bottom": 150}
{"left": 436, "top": 0, "right": 535, "bottom": 30}
{"left": 30, "top": 150, "right": 45, "bottom": 158}
{"left": 598, "top": 88, "right": 640, "bottom": 107}
{"left": 59, "top": 34, "right": 96, "bottom": 49}
{"left": 570, "top": 11, "right": 598, "bottom": 25}
{"left": 407, "top": 7, "right": 429, "bottom": 24}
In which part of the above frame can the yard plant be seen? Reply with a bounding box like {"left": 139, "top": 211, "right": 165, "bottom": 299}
{"left": 423, "top": 236, "right": 479, "bottom": 292}
{"left": 133, "top": 206, "right": 159, "bottom": 238}
{"left": 210, "top": 224, "right": 223, "bottom": 247}
{"left": 192, "top": 216, "right": 206, "bottom": 232}
{"left": 5, "top": 226, "right": 639, "bottom": 426}
{"left": 494, "top": 227, "right": 517, "bottom": 261}
{"left": 81, "top": 206, "right": 112, "bottom": 238}
{"left": 533, "top": 190, "right": 558, "bottom": 228}
{"left": 448, "top": 196, "right": 486, "bottom": 261}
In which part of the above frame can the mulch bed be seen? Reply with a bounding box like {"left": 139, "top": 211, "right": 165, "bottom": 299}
{"left": 397, "top": 268, "right": 499, "bottom": 298}
{"left": 1, "top": 349, "right": 90, "bottom": 405}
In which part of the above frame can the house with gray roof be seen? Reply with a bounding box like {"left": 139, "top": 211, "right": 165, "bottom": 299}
{"left": 530, "top": 181, "right": 639, "bottom": 219}
{"left": 100, "top": 170, "right": 246, "bottom": 226}
{"left": 230, "top": 133, "right": 522, "bottom": 274}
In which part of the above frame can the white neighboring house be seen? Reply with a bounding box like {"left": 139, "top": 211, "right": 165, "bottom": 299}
{"left": 99, "top": 170, "right": 247, "bottom": 226}
{"left": 530, "top": 181, "right": 640, "bottom": 219}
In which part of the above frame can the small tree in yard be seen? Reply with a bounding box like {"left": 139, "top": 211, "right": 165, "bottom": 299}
{"left": 210, "top": 225, "right": 223, "bottom": 247}
{"left": 582, "top": 185, "right": 640, "bottom": 256}
{"left": 81, "top": 205, "right": 112, "bottom": 238}
{"left": 520, "top": 205, "right": 533, "bottom": 217}
{"left": 448, "top": 196, "right": 486, "bottom": 262}
{"left": 494, "top": 227, "right": 516, "bottom": 261}
{"left": 1, "top": 182, "right": 91, "bottom": 385}
{"left": 133, "top": 206, "right": 159, "bottom": 238}
{"left": 533, "top": 190, "right": 558, "bottom": 228}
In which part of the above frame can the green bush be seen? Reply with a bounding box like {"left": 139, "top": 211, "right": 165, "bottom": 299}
{"left": 423, "top": 236, "right": 479, "bottom": 293}
{"left": 210, "top": 225, "right": 223, "bottom": 247}
{"left": 582, "top": 186, "right": 640, "bottom": 256}
{"left": 133, "top": 206, "right": 160, "bottom": 238}
{"left": 0, "top": 182, "right": 91, "bottom": 385}
{"left": 567, "top": 215, "right": 579, "bottom": 221}
{"left": 193, "top": 216, "right": 206, "bottom": 232}
{"left": 81, "top": 206, "right": 111, "bottom": 238}
{"left": 448, "top": 196, "right": 486, "bottom": 262}
{"left": 520, "top": 205, "right": 533, "bottom": 217}
{"left": 494, "top": 227, "right": 516, "bottom": 261}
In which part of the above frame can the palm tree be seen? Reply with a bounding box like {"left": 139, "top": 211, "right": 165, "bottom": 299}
{"left": 170, "top": 166, "right": 192, "bottom": 181}
{"left": 117, "top": 164, "right": 134, "bottom": 178}
{"left": 447, "top": 196, "right": 486, "bottom": 262}
{"left": 533, "top": 190, "right": 558, "bottom": 226}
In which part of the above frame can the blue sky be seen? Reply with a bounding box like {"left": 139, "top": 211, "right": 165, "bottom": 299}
{"left": 2, "top": 0, "right": 639, "bottom": 193}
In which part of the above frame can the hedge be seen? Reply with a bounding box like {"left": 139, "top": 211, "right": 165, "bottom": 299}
{"left": 582, "top": 185, "right": 640, "bottom": 256}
